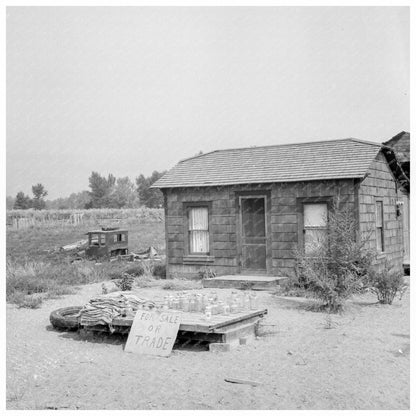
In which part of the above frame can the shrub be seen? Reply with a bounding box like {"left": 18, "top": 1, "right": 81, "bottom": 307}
{"left": 19, "top": 294, "right": 44, "bottom": 309}
{"left": 277, "top": 276, "right": 308, "bottom": 297}
{"left": 152, "top": 263, "right": 166, "bottom": 279}
{"left": 295, "top": 200, "right": 375, "bottom": 312}
{"left": 8, "top": 291, "right": 43, "bottom": 309}
{"left": 367, "top": 265, "right": 405, "bottom": 304}
{"left": 114, "top": 273, "right": 135, "bottom": 291}
{"left": 106, "top": 262, "right": 145, "bottom": 280}
{"left": 198, "top": 267, "right": 216, "bottom": 279}
{"left": 124, "top": 263, "right": 146, "bottom": 277}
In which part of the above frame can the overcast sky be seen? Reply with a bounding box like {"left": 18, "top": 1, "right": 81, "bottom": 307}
{"left": 6, "top": 6, "right": 409, "bottom": 199}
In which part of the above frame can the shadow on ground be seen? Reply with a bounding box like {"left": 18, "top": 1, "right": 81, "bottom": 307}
{"left": 272, "top": 296, "right": 323, "bottom": 312}
{"left": 46, "top": 324, "right": 210, "bottom": 352}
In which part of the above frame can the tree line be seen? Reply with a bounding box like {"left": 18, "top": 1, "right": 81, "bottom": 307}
{"left": 10, "top": 171, "right": 166, "bottom": 210}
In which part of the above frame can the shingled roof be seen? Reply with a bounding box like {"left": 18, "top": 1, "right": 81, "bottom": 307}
{"left": 383, "top": 131, "right": 410, "bottom": 164}
{"left": 152, "top": 138, "right": 383, "bottom": 189}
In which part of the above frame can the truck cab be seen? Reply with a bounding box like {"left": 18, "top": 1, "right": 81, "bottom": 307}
{"left": 85, "top": 228, "right": 128, "bottom": 259}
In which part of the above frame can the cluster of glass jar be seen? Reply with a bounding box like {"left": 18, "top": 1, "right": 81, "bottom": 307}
{"left": 163, "top": 291, "right": 258, "bottom": 319}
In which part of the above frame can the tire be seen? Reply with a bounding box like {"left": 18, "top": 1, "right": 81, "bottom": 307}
{"left": 49, "top": 306, "right": 83, "bottom": 331}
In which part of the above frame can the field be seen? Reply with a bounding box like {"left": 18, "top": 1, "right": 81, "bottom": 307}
{"left": 5, "top": 208, "right": 410, "bottom": 410}
{"left": 6, "top": 208, "right": 166, "bottom": 308}
{"left": 6, "top": 209, "right": 165, "bottom": 262}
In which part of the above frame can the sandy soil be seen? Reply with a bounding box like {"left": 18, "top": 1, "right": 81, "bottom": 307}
{"left": 6, "top": 281, "right": 410, "bottom": 410}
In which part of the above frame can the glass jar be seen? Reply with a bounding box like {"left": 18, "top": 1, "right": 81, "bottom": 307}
{"left": 244, "top": 293, "right": 251, "bottom": 310}
{"left": 182, "top": 297, "right": 189, "bottom": 312}
{"left": 250, "top": 293, "right": 258, "bottom": 310}
{"left": 195, "top": 294, "right": 202, "bottom": 312}
{"left": 211, "top": 303, "right": 217, "bottom": 315}
{"left": 205, "top": 305, "right": 212, "bottom": 321}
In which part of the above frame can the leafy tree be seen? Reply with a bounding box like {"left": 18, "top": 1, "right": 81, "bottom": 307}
{"left": 136, "top": 170, "right": 166, "bottom": 208}
{"left": 13, "top": 192, "right": 32, "bottom": 210}
{"left": 111, "top": 177, "right": 140, "bottom": 208}
{"left": 45, "top": 191, "right": 92, "bottom": 210}
{"left": 6, "top": 196, "right": 15, "bottom": 210}
{"left": 88, "top": 172, "right": 116, "bottom": 208}
{"left": 72, "top": 191, "right": 92, "bottom": 209}
{"left": 32, "top": 183, "right": 47, "bottom": 199}
{"left": 31, "top": 183, "right": 48, "bottom": 210}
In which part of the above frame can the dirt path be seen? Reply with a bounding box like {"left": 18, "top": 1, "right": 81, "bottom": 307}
{"left": 6, "top": 282, "right": 410, "bottom": 410}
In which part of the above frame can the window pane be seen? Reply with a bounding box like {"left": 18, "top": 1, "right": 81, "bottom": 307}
{"left": 304, "top": 203, "right": 327, "bottom": 227}
{"left": 189, "top": 207, "right": 208, "bottom": 231}
{"left": 376, "top": 228, "right": 383, "bottom": 251}
{"left": 241, "top": 198, "right": 266, "bottom": 237}
{"left": 375, "top": 202, "right": 383, "bottom": 227}
{"left": 190, "top": 230, "right": 209, "bottom": 253}
{"left": 91, "top": 234, "right": 99, "bottom": 245}
{"left": 304, "top": 229, "right": 327, "bottom": 256}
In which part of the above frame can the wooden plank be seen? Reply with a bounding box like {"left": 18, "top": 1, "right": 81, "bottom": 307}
{"left": 224, "top": 377, "right": 261, "bottom": 387}
{"left": 211, "top": 310, "right": 267, "bottom": 331}
{"left": 112, "top": 309, "right": 267, "bottom": 333}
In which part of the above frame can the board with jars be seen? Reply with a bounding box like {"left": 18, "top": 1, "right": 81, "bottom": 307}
{"left": 162, "top": 291, "right": 259, "bottom": 320}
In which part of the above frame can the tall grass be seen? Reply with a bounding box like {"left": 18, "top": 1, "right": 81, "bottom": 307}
{"left": 6, "top": 258, "right": 108, "bottom": 307}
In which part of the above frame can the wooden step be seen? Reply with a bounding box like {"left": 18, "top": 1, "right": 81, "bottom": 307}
{"left": 202, "top": 275, "right": 288, "bottom": 290}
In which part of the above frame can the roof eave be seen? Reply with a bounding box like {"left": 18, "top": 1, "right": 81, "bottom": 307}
{"left": 152, "top": 175, "right": 366, "bottom": 190}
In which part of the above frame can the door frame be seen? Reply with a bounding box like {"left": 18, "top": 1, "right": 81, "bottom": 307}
{"left": 235, "top": 190, "right": 272, "bottom": 275}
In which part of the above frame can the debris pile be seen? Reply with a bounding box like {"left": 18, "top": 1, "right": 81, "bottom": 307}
{"left": 59, "top": 239, "right": 88, "bottom": 253}
{"left": 110, "top": 246, "right": 162, "bottom": 262}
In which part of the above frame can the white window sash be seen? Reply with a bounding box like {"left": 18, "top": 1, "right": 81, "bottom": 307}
{"left": 189, "top": 207, "right": 209, "bottom": 253}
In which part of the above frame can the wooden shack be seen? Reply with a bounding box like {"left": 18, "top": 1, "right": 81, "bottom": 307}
{"left": 152, "top": 139, "right": 409, "bottom": 279}
{"left": 383, "top": 131, "right": 410, "bottom": 273}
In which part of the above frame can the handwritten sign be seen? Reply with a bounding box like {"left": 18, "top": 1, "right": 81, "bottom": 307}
{"left": 124, "top": 309, "right": 181, "bottom": 357}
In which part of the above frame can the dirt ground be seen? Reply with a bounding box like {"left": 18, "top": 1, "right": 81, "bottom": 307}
{"left": 6, "top": 280, "right": 410, "bottom": 410}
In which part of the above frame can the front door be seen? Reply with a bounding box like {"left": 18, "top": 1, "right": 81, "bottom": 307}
{"left": 239, "top": 196, "right": 267, "bottom": 274}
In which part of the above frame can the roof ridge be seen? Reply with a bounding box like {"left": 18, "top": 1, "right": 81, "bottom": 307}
{"left": 179, "top": 138, "right": 381, "bottom": 162}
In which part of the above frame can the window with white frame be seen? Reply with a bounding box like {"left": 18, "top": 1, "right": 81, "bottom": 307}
{"left": 375, "top": 201, "right": 384, "bottom": 252}
{"left": 303, "top": 203, "right": 328, "bottom": 256}
{"left": 188, "top": 207, "right": 209, "bottom": 254}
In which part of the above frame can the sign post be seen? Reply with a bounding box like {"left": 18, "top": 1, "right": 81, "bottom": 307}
{"left": 124, "top": 309, "right": 181, "bottom": 357}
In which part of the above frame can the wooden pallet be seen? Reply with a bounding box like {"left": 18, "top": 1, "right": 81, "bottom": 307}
{"left": 81, "top": 309, "right": 268, "bottom": 352}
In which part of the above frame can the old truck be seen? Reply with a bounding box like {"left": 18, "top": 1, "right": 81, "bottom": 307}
{"left": 85, "top": 228, "right": 128, "bottom": 259}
